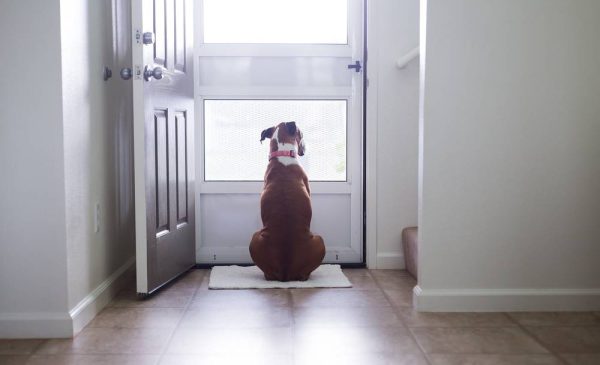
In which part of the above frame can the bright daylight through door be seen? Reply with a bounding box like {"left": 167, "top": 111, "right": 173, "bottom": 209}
{"left": 196, "top": 0, "right": 364, "bottom": 264}
{"left": 203, "top": 0, "right": 348, "bottom": 44}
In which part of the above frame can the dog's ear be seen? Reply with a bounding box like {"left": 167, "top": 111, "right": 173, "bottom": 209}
{"left": 260, "top": 127, "right": 275, "bottom": 143}
{"left": 286, "top": 121, "right": 297, "bottom": 136}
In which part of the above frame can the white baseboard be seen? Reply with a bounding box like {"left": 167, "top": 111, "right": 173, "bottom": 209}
{"left": 375, "top": 252, "right": 405, "bottom": 269}
{"left": 70, "top": 256, "right": 135, "bottom": 335}
{"left": 0, "top": 312, "right": 72, "bottom": 339}
{"left": 0, "top": 257, "right": 135, "bottom": 339}
{"left": 413, "top": 285, "right": 600, "bottom": 312}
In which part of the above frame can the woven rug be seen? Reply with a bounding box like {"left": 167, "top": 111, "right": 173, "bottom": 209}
{"left": 208, "top": 264, "right": 352, "bottom": 289}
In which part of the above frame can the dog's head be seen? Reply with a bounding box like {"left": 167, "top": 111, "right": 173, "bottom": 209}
{"left": 260, "top": 121, "right": 305, "bottom": 156}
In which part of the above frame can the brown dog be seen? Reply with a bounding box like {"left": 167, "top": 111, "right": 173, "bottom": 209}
{"left": 249, "top": 121, "right": 325, "bottom": 281}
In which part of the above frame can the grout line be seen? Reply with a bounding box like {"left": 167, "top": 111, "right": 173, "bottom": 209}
{"left": 369, "top": 269, "right": 433, "bottom": 365}
{"left": 29, "top": 339, "right": 49, "bottom": 357}
{"left": 289, "top": 288, "right": 297, "bottom": 365}
{"left": 155, "top": 268, "right": 207, "bottom": 364}
{"left": 503, "top": 313, "right": 569, "bottom": 365}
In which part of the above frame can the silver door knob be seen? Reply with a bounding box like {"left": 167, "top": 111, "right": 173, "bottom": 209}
{"left": 144, "top": 66, "right": 163, "bottom": 81}
{"left": 143, "top": 32, "right": 155, "bottom": 45}
{"left": 120, "top": 67, "right": 132, "bottom": 80}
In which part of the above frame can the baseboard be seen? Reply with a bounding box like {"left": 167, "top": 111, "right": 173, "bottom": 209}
{"left": 0, "top": 257, "right": 135, "bottom": 339}
{"left": 375, "top": 252, "right": 405, "bottom": 269}
{"left": 0, "top": 312, "right": 73, "bottom": 339}
{"left": 70, "top": 256, "right": 136, "bottom": 335}
{"left": 413, "top": 285, "right": 600, "bottom": 312}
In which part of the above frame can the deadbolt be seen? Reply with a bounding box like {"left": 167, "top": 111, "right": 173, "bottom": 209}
{"left": 142, "top": 32, "right": 155, "bottom": 45}
{"left": 144, "top": 66, "right": 164, "bottom": 81}
{"left": 103, "top": 66, "right": 112, "bottom": 81}
{"left": 120, "top": 67, "right": 132, "bottom": 80}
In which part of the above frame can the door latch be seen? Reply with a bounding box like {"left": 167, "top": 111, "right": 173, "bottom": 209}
{"left": 347, "top": 60, "right": 362, "bottom": 73}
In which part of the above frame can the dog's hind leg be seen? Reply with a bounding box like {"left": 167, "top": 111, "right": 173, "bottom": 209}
{"left": 293, "top": 234, "right": 326, "bottom": 281}
{"left": 249, "top": 231, "right": 281, "bottom": 281}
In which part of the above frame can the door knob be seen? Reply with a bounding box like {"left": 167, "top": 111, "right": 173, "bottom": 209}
{"left": 143, "top": 32, "right": 155, "bottom": 45}
{"left": 144, "top": 66, "right": 164, "bottom": 81}
{"left": 120, "top": 67, "right": 132, "bottom": 80}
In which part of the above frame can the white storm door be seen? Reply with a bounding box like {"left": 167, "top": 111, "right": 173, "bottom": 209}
{"left": 194, "top": 0, "right": 364, "bottom": 264}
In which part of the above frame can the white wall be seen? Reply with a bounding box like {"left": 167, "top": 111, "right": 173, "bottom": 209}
{"left": 0, "top": 0, "right": 71, "bottom": 337}
{"left": 60, "top": 0, "right": 135, "bottom": 315}
{"left": 417, "top": 0, "right": 600, "bottom": 311}
{"left": 0, "top": 0, "right": 135, "bottom": 338}
{"left": 367, "top": 0, "right": 420, "bottom": 268}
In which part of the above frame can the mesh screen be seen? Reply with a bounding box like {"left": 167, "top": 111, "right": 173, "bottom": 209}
{"left": 204, "top": 100, "right": 347, "bottom": 181}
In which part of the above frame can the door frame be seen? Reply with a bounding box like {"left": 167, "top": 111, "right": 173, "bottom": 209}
{"left": 193, "top": 0, "right": 375, "bottom": 268}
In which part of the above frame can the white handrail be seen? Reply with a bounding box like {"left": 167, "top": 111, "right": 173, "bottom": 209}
{"left": 396, "top": 46, "right": 420, "bottom": 69}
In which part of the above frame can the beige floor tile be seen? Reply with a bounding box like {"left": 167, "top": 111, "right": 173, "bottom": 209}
{"left": 370, "top": 270, "right": 414, "bottom": 278}
{"left": 165, "top": 269, "right": 206, "bottom": 291}
{"left": 343, "top": 270, "right": 380, "bottom": 290}
{"left": 196, "top": 273, "right": 210, "bottom": 290}
{"left": 562, "top": 354, "right": 600, "bottom": 365}
{"left": 526, "top": 326, "right": 600, "bottom": 353}
{"left": 371, "top": 270, "right": 417, "bottom": 291}
{"left": 295, "top": 352, "right": 429, "bottom": 365}
{"left": 397, "top": 308, "right": 515, "bottom": 328}
{"left": 384, "top": 288, "right": 414, "bottom": 307}
{"left": 294, "top": 326, "right": 421, "bottom": 355}
{"left": 0, "top": 340, "right": 44, "bottom": 355}
{"left": 343, "top": 269, "right": 371, "bottom": 277}
{"left": 179, "top": 306, "right": 292, "bottom": 329}
{"left": 88, "top": 308, "right": 184, "bottom": 329}
{"left": 428, "top": 354, "right": 563, "bottom": 365}
{"left": 26, "top": 354, "right": 159, "bottom": 365}
{"left": 190, "top": 288, "right": 290, "bottom": 309}
{"left": 291, "top": 289, "right": 390, "bottom": 308}
{"left": 35, "top": 328, "right": 173, "bottom": 355}
{"left": 509, "top": 312, "right": 600, "bottom": 327}
{"left": 109, "top": 288, "right": 194, "bottom": 308}
{"left": 293, "top": 306, "right": 404, "bottom": 328}
{"left": 166, "top": 327, "right": 292, "bottom": 355}
{"left": 0, "top": 355, "right": 29, "bottom": 365}
{"left": 411, "top": 327, "right": 548, "bottom": 354}
{"left": 159, "top": 353, "right": 293, "bottom": 365}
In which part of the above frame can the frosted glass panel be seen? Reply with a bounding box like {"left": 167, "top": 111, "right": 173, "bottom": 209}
{"left": 202, "top": 0, "right": 348, "bottom": 44}
{"left": 204, "top": 100, "right": 347, "bottom": 181}
{"left": 198, "top": 57, "right": 352, "bottom": 87}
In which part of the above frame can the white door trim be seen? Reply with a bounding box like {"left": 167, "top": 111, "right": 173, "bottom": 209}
{"left": 365, "top": 0, "right": 379, "bottom": 269}
{"left": 131, "top": 0, "right": 148, "bottom": 292}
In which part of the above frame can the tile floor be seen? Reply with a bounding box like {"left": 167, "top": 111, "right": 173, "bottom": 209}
{"left": 1, "top": 269, "right": 600, "bottom": 364}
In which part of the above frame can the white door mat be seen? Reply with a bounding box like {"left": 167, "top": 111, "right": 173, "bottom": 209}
{"left": 208, "top": 264, "right": 352, "bottom": 289}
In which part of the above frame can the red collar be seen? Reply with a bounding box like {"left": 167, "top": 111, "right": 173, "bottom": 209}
{"left": 269, "top": 150, "right": 296, "bottom": 160}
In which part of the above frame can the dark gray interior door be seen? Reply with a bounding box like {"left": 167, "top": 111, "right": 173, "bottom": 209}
{"left": 133, "top": 0, "right": 195, "bottom": 294}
